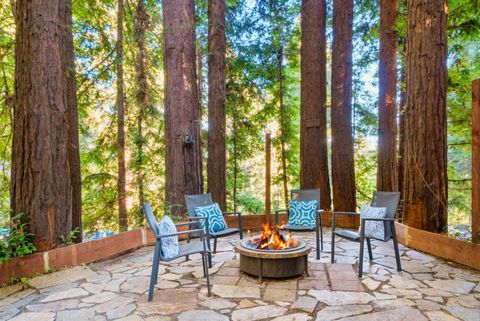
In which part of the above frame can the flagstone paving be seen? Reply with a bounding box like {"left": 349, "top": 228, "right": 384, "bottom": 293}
{"left": 1, "top": 230, "right": 479, "bottom": 321}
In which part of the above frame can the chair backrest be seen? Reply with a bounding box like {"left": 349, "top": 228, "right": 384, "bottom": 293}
{"left": 143, "top": 202, "right": 159, "bottom": 236}
{"left": 184, "top": 193, "right": 213, "bottom": 216}
{"left": 370, "top": 191, "right": 401, "bottom": 240}
{"left": 291, "top": 189, "right": 321, "bottom": 203}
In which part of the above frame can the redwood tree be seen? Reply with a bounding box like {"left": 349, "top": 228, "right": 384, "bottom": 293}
{"left": 377, "top": 0, "right": 398, "bottom": 192}
{"left": 300, "top": 0, "right": 331, "bottom": 210}
{"left": 11, "top": 0, "right": 81, "bottom": 250}
{"left": 164, "top": 0, "right": 203, "bottom": 216}
{"left": 207, "top": 0, "right": 227, "bottom": 211}
{"left": 116, "top": 0, "right": 128, "bottom": 231}
{"left": 402, "top": 0, "right": 448, "bottom": 232}
{"left": 331, "top": 0, "right": 356, "bottom": 212}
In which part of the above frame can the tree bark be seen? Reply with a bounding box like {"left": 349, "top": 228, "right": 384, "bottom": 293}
{"left": 300, "top": 0, "right": 331, "bottom": 210}
{"left": 11, "top": 0, "right": 78, "bottom": 250}
{"left": 331, "top": 0, "right": 356, "bottom": 212}
{"left": 377, "top": 0, "right": 398, "bottom": 192}
{"left": 63, "top": 0, "right": 82, "bottom": 242}
{"left": 116, "top": 0, "right": 128, "bottom": 231}
{"left": 207, "top": 0, "right": 227, "bottom": 211}
{"left": 134, "top": 0, "right": 150, "bottom": 225}
{"left": 164, "top": 0, "right": 203, "bottom": 217}
{"left": 403, "top": 0, "right": 448, "bottom": 233}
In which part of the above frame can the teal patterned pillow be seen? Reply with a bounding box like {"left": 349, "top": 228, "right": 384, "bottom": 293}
{"left": 288, "top": 200, "right": 318, "bottom": 227}
{"left": 359, "top": 205, "right": 387, "bottom": 240}
{"left": 194, "top": 203, "right": 228, "bottom": 233}
{"left": 158, "top": 215, "right": 179, "bottom": 259}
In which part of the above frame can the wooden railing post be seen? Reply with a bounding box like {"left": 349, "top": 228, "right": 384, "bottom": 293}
{"left": 472, "top": 79, "right": 480, "bottom": 243}
{"left": 265, "top": 132, "right": 272, "bottom": 226}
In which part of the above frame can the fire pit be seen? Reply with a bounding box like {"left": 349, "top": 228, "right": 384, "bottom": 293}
{"left": 234, "top": 224, "right": 311, "bottom": 281}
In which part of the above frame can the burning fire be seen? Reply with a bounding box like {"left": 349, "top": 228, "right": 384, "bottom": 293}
{"left": 248, "top": 224, "right": 299, "bottom": 250}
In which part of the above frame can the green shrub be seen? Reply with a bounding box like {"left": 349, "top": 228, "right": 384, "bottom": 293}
{"left": 0, "top": 214, "right": 36, "bottom": 264}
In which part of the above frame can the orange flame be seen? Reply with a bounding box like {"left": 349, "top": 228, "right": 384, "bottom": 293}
{"left": 248, "top": 223, "right": 299, "bottom": 250}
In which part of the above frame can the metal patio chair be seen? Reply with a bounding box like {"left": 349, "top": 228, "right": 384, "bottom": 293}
{"left": 143, "top": 202, "right": 211, "bottom": 301}
{"left": 185, "top": 193, "right": 243, "bottom": 264}
{"left": 330, "top": 191, "right": 402, "bottom": 277}
{"left": 274, "top": 189, "right": 323, "bottom": 259}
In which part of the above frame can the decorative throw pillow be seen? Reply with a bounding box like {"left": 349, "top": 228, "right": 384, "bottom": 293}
{"left": 158, "top": 215, "right": 179, "bottom": 259}
{"left": 359, "top": 205, "right": 388, "bottom": 240}
{"left": 194, "top": 203, "right": 228, "bottom": 233}
{"left": 288, "top": 200, "right": 318, "bottom": 227}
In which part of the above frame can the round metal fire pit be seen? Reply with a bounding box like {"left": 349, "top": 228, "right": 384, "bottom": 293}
{"left": 235, "top": 239, "right": 311, "bottom": 281}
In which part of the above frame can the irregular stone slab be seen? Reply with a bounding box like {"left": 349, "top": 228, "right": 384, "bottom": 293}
{"left": 298, "top": 279, "right": 330, "bottom": 290}
{"left": 308, "top": 290, "right": 375, "bottom": 306}
{"left": 291, "top": 296, "right": 318, "bottom": 313}
{"left": 106, "top": 303, "right": 136, "bottom": 319}
{"left": 337, "top": 306, "right": 427, "bottom": 321}
{"left": 0, "top": 289, "right": 37, "bottom": 309}
{"left": 28, "top": 266, "right": 97, "bottom": 289}
{"left": 263, "top": 287, "right": 297, "bottom": 302}
{"left": 82, "top": 291, "right": 118, "bottom": 304}
{"left": 425, "top": 311, "right": 462, "bottom": 321}
{"left": 424, "top": 280, "right": 476, "bottom": 294}
{"left": 0, "top": 284, "right": 23, "bottom": 300}
{"left": 95, "top": 295, "right": 135, "bottom": 313}
{"left": 315, "top": 305, "right": 373, "bottom": 321}
{"left": 443, "top": 304, "right": 480, "bottom": 321}
{"left": 267, "top": 279, "right": 298, "bottom": 290}
{"left": 212, "top": 275, "right": 240, "bottom": 285}
{"left": 362, "top": 278, "right": 380, "bottom": 291}
{"left": 137, "top": 288, "right": 198, "bottom": 315}
{"left": 237, "top": 299, "right": 257, "bottom": 309}
{"left": 103, "top": 277, "right": 126, "bottom": 292}
{"left": 199, "top": 298, "right": 237, "bottom": 310}
{"left": 9, "top": 312, "right": 55, "bottom": 321}
{"left": 120, "top": 276, "right": 149, "bottom": 294}
{"left": 116, "top": 314, "right": 144, "bottom": 321}
{"left": 271, "top": 313, "right": 312, "bottom": 321}
{"left": 212, "top": 284, "right": 261, "bottom": 299}
{"left": 380, "top": 288, "right": 422, "bottom": 299}
{"left": 155, "top": 279, "right": 179, "bottom": 289}
{"left": 412, "top": 273, "right": 435, "bottom": 281}
{"left": 419, "top": 288, "right": 455, "bottom": 297}
{"left": 448, "top": 295, "right": 480, "bottom": 308}
{"left": 168, "top": 265, "right": 197, "bottom": 274}
{"left": 159, "top": 273, "right": 183, "bottom": 281}
{"left": 178, "top": 310, "right": 229, "bottom": 321}
{"left": 330, "top": 280, "right": 364, "bottom": 292}
{"left": 56, "top": 308, "right": 95, "bottom": 321}
{"left": 26, "top": 299, "right": 79, "bottom": 312}
{"left": 41, "top": 288, "right": 89, "bottom": 302}
{"left": 231, "top": 305, "right": 287, "bottom": 321}
{"left": 375, "top": 257, "right": 431, "bottom": 273}
{"left": 83, "top": 282, "right": 105, "bottom": 294}
{"left": 416, "top": 299, "right": 441, "bottom": 311}
{"left": 389, "top": 275, "right": 424, "bottom": 289}
{"left": 372, "top": 299, "right": 414, "bottom": 311}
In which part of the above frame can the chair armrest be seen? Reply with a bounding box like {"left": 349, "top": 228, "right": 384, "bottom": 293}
{"left": 332, "top": 211, "right": 360, "bottom": 216}
{"left": 222, "top": 211, "right": 241, "bottom": 216}
{"left": 187, "top": 216, "right": 208, "bottom": 221}
{"left": 361, "top": 218, "right": 395, "bottom": 222}
{"left": 159, "top": 228, "right": 205, "bottom": 239}
{"left": 275, "top": 209, "right": 287, "bottom": 214}
{"left": 174, "top": 221, "right": 201, "bottom": 228}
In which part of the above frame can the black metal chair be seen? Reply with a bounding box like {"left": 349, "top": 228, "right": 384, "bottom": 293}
{"left": 184, "top": 193, "right": 243, "bottom": 261}
{"left": 274, "top": 189, "right": 323, "bottom": 260}
{"left": 331, "top": 191, "right": 402, "bottom": 277}
{"left": 143, "top": 202, "right": 211, "bottom": 301}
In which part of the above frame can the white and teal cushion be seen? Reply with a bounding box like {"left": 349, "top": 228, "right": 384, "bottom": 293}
{"left": 288, "top": 200, "right": 318, "bottom": 227}
{"left": 194, "top": 203, "right": 228, "bottom": 233}
{"left": 158, "top": 215, "right": 179, "bottom": 259}
{"left": 359, "top": 205, "right": 387, "bottom": 240}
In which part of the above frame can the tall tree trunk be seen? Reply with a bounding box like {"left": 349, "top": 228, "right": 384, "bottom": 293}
{"left": 12, "top": 0, "right": 78, "bottom": 250}
{"left": 331, "top": 0, "right": 356, "bottom": 212}
{"left": 134, "top": 0, "right": 150, "bottom": 225}
{"left": 377, "top": 0, "right": 398, "bottom": 192}
{"left": 278, "top": 47, "right": 289, "bottom": 211}
{"left": 117, "top": 0, "right": 127, "bottom": 231}
{"left": 164, "top": 0, "right": 203, "bottom": 216}
{"left": 300, "top": 0, "right": 331, "bottom": 210}
{"left": 403, "top": 0, "right": 448, "bottom": 233}
{"left": 207, "top": 0, "right": 227, "bottom": 211}
{"left": 64, "top": 0, "right": 82, "bottom": 241}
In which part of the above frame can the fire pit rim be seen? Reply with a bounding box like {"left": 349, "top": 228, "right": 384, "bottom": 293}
{"left": 235, "top": 239, "right": 311, "bottom": 259}
{"left": 240, "top": 239, "right": 306, "bottom": 253}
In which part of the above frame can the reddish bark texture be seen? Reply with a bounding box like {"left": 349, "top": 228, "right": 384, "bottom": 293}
{"left": 207, "top": 0, "right": 227, "bottom": 211}
{"left": 12, "top": 0, "right": 81, "bottom": 250}
{"left": 471, "top": 79, "right": 479, "bottom": 242}
{"left": 300, "top": 0, "right": 331, "bottom": 210}
{"left": 403, "top": 0, "right": 448, "bottom": 233}
{"left": 331, "top": 0, "right": 356, "bottom": 212}
{"left": 377, "top": 0, "right": 398, "bottom": 192}
{"left": 163, "top": 0, "right": 203, "bottom": 216}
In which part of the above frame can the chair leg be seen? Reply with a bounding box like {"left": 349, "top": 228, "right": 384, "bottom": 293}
{"left": 366, "top": 238, "right": 373, "bottom": 261}
{"left": 202, "top": 253, "right": 207, "bottom": 277}
{"left": 391, "top": 222, "right": 402, "bottom": 272}
{"left": 148, "top": 241, "right": 161, "bottom": 301}
{"left": 204, "top": 252, "right": 211, "bottom": 296}
{"left": 315, "top": 226, "right": 320, "bottom": 260}
{"left": 320, "top": 220, "right": 324, "bottom": 252}
{"left": 359, "top": 224, "right": 365, "bottom": 277}
{"left": 213, "top": 237, "right": 218, "bottom": 254}
{"left": 331, "top": 231, "right": 335, "bottom": 263}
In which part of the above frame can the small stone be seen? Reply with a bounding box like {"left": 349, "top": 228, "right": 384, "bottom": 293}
{"left": 291, "top": 296, "right": 318, "bottom": 313}
{"left": 155, "top": 280, "right": 179, "bottom": 289}
{"left": 220, "top": 309, "right": 230, "bottom": 314}
{"left": 362, "top": 278, "right": 381, "bottom": 291}
{"left": 416, "top": 299, "right": 441, "bottom": 311}
{"left": 168, "top": 266, "right": 197, "bottom": 274}
{"left": 308, "top": 290, "right": 375, "bottom": 305}
{"left": 9, "top": 312, "right": 55, "bottom": 321}
{"left": 271, "top": 313, "right": 312, "bottom": 321}
{"left": 424, "top": 280, "right": 476, "bottom": 294}
{"left": 315, "top": 305, "right": 372, "bottom": 321}
{"left": 41, "top": 288, "right": 89, "bottom": 302}
{"left": 200, "top": 298, "right": 237, "bottom": 310}
{"left": 237, "top": 299, "right": 257, "bottom": 309}
{"left": 106, "top": 303, "right": 136, "bottom": 319}
{"left": 231, "top": 305, "right": 287, "bottom": 321}
{"left": 298, "top": 290, "right": 307, "bottom": 295}
{"left": 212, "top": 285, "right": 260, "bottom": 299}
{"left": 425, "top": 311, "right": 461, "bottom": 321}
{"left": 160, "top": 273, "right": 183, "bottom": 281}
{"left": 425, "top": 296, "right": 444, "bottom": 303}
{"left": 412, "top": 274, "right": 435, "bottom": 281}
{"left": 178, "top": 310, "right": 229, "bottom": 321}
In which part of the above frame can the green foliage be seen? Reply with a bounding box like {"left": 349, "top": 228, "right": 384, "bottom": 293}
{"left": 59, "top": 228, "right": 81, "bottom": 246}
{"left": 0, "top": 214, "right": 36, "bottom": 264}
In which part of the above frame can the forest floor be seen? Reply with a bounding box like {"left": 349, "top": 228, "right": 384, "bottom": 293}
{"left": 0, "top": 230, "right": 479, "bottom": 321}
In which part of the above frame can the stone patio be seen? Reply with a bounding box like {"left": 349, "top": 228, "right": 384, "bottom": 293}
{"left": 1, "top": 229, "right": 479, "bottom": 321}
